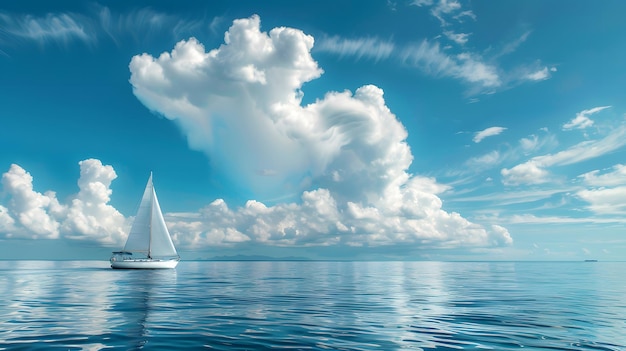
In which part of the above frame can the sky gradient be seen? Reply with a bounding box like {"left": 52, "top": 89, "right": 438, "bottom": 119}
{"left": 1, "top": 0, "right": 625, "bottom": 260}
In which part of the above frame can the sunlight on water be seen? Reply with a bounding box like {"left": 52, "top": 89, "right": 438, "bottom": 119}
{"left": 0, "top": 261, "right": 625, "bottom": 350}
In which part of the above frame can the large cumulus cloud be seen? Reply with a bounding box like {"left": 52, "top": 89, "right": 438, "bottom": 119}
{"left": 129, "top": 15, "right": 512, "bottom": 251}
{"left": 1, "top": 164, "right": 63, "bottom": 239}
{"left": 0, "top": 159, "right": 126, "bottom": 243}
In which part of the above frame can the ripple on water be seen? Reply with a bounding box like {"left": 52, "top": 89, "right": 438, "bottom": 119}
{"left": 0, "top": 261, "right": 625, "bottom": 350}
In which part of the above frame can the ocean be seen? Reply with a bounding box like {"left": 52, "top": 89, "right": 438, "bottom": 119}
{"left": 0, "top": 260, "right": 624, "bottom": 350}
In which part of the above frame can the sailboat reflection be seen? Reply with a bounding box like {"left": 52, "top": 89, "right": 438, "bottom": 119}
{"left": 109, "top": 268, "right": 177, "bottom": 349}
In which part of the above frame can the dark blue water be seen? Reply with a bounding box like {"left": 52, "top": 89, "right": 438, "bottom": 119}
{"left": 1, "top": 261, "right": 624, "bottom": 350}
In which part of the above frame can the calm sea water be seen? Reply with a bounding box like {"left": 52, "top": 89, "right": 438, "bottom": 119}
{"left": 0, "top": 261, "right": 625, "bottom": 350}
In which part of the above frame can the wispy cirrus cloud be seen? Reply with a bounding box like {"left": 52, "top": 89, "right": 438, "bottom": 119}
{"left": 402, "top": 40, "right": 501, "bottom": 89}
{"left": 406, "top": 3, "right": 554, "bottom": 94}
{"left": 537, "top": 127, "right": 626, "bottom": 167}
{"left": 457, "top": 130, "right": 556, "bottom": 178}
{"left": 319, "top": 3, "right": 552, "bottom": 95}
{"left": 209, "top": 16, "right": 226, "bottom": 35}
{"left": 431, "top": 0, "right": 463, "bottom": 26}
{"left": 480, "top": 213, "right": 626, "bottom": 225}
{"left": 443, "top": 30, "right": 470, "bottom": 45}
{"left": 496, "top": 31, "right": 531, "bottom": 58}
{"left": 473, "top": 126, "right": 506, "bottom": 143}
{"left": 412, "top": 0, "right": 470, "bottom": 27}
{"left": 0, "top": 12, "right": 92, "bottom": 46}
{"left": 315, "top": 36, "right": 395, "bottom": 61}
{"left": 0, "top": 6, "right": 211, "bottom": 50}
{"left": 453, "top": 10, "right": 476, "bottom": 22}
{"left": 563, "top": 106, "right": 611, "bottom": 131}
{"left": 580, "top": 164, "right": 626, "bottom": 187}
{"left": 465, "top": 150, "right": 502, "bottom": 169}
{"left": 96, "top": 6, "right": 206, "bottom": 45}
{"left": 502, "top": 124, "right": 626, "bottom": 186}
{"left": 318, "top": 35, "right": 503, "bottom": 92}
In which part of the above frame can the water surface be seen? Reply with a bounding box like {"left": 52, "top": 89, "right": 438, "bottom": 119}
{"left": 1, "top": 261, "right": 624, "bottom": 350}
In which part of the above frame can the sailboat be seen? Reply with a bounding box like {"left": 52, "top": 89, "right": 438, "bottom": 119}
{"left": 110, "top": 173, "right": 180, "bottom": 269}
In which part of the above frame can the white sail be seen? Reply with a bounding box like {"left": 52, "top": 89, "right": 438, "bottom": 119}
{"left": 118, "top": 173, "right": 178, "bottom": 259}
{"left": 122, "top": 174, "right": 154, "bottom": 254}
{"left": 148, "top": 186, "right": 178, "bottom": 257}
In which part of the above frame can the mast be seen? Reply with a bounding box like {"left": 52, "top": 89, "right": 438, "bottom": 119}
{"left": 148, "top": 172, "right": 153, "bottom": 259}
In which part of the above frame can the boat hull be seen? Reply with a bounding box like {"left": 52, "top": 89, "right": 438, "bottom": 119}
{"left": 110, "top": 258, "right": 179, "bottom": 269}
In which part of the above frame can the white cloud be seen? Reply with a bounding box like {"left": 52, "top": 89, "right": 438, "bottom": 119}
{"left": 534, "top": 124, "right": 626, "bottom": 166}
{"left": 563, "top": 106, "right": 611, "bottom": 130}
{"left": 456, "top": 130, "right": 555, "bottom": 177}
{"left": 62, "top": 159, "right": 126, "bottom": 244}
{"left": 473, "top": 126, "right": 506, "bottom": 143}
{"left": 0, "top": 205, "right": 15, "bottom": 236}
{"left": 443, "top": 31, "right": 470, "bottom": 45}
{"left": 455, "top": 53, "right": 501, "bottom": 88}
{"left": 128, "top": 15, "right": 512, "bottom": 251}
{"left": 525, "top": 67, "right": 550, "bottom": 81}
{"left": 465, "top": 150, "right": 502, "bottom": 169}
{"left": 412, "top": 0, "right": 476, "bottom": 26}
{"left": 563, "top": 114, "right": 592, "bottom": 130}
{"left": 431, "top": 0, "right": 462, "bottom": 26}
{"left": 577, "top": 187, "right": 626, "bottom": 215}
{"left": 168, "top": 181, "right": 512, "bottom": 249}
{"left": 433, "top": 0, "right": 462, "bottom": 14}
{"left": 580, "top": 164, "right": 626, "bottom": 187}
{"left": 502, "top": 124, "right": 626, "bottom": 185}
{"left": 577, "top": 164, "right": 626, "bottom": 215}
{"left": 519, "top": 134, "right": 540, "bottom": 153}
{"left": 1, "top": 164, "right": 63, "bottom": 239}
{"left": 518, "top": 131, "right": 558, "bottom": 155}
{"left": 0, "top": 160, "right": 126, "bottom": 244}
{"left": 316, "top": 36, "right": 395, "bottom": 61}
{"left": 0, "top": 158, "right": 512, "bottom": 251}
{"left": 501, "top": 161, "right": 550, "bottom": 186}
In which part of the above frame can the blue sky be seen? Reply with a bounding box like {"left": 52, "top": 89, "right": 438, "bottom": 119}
{"left": 1, "top": 0, "right": 625, "bottom": 260}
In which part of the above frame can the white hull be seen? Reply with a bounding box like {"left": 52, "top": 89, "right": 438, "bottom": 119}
{"left": 110, "top": 258, "right": 179, "bottom": 269}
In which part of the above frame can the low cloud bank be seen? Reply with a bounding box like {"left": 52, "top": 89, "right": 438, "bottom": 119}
{"left": 0, "top": 159, "right": 512, "bottom": 251}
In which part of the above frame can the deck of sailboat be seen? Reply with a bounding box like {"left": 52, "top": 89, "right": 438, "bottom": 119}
{"left": 110, "top": 258, "right": 179, "bottom": 269}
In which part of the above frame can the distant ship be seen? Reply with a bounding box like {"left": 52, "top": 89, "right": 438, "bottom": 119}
{"left": 584, "top": 259, "right": 598, "bottom": 262}
{"left": 110, "top": 173, "right": 180, "bottom": 269}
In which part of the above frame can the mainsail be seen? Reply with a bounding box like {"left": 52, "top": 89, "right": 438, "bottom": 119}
{"left": 123, "top": 173, "right": 178, "bottom": 258}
